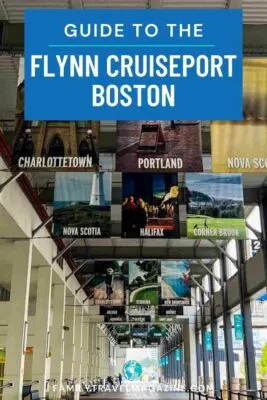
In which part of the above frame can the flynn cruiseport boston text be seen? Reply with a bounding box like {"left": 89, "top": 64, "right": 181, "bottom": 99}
{"left": 30, "top": 54, "right": 237, "bottom": 107}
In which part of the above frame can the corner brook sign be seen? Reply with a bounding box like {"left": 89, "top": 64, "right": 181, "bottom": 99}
{"left": 25, "top": 9, "right": 242, "bottom": 120}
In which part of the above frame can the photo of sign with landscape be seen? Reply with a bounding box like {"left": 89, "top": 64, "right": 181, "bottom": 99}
{"left": 122, "top": 173, "right": 180, "bottom": 238}
{"left": 185, "top": 173, "right": 246, "bottom": 239}
{"left": 211, "top": 122, "right": 267, "bottom": 173}
{"left": 243, "top": 58, "right": 267, "bottom": 120}
{"left": 53, "top": 172, "right": 111, "bottom": 237}
{"left": 116, "top": 120, "right": 203, "bottom": 172}
{"left": 161, "top": 260, "right": 191, "bottom": 306}
{"left": 10, "top": 58, "right": 104, "bottom": 170}
{"left": 88, "top": 261, "right": 124, "bottom": 306}
{"left": 128, "top": 260, "right": 160, "bottom": 306}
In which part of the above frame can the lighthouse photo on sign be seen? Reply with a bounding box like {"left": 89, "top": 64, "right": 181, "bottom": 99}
{"left": 53, "top": 172, "right": 112, "bottom": 238}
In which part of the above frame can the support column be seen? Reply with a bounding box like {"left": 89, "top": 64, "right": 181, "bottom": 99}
{"left": 81, "top": 318, "right": 89, "bottom": 384}
{"left": 236, "top": 241, "right": 257, "bottom": 391}
{"left": 73, "top": 306, "right": 83, "bottom": 400}
{"left": 63, "top": 297, "right": 76, "bottom": 383}
{"left": 220, "top": 255, "right": 235, "bottom": 391}
{"left": 49, "top": 284, "right": 66, "bottom": 400}
{"left": 88, "top": 323, "right": 93, "bottom": 380}
{"left": 31, "top": 266, "right": 52, "bottom": 397}
{"left": 2, "top": 241, "right": 33, "bottom": 400}
{"left": 209, "top": 274, "right": 221, "bottom": 395}
{"left": 183, "top": 317, "right": 197, "bottom": 389}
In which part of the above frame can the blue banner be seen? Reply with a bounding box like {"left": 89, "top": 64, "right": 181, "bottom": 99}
{"left": 25, "top": 9, "right": 242, "bottom": 120}
{"left": 234, "top": 314, "right": 244, "bottom": 340}
{"left": 204, "top": 331, "right": 213, "bottom": 351}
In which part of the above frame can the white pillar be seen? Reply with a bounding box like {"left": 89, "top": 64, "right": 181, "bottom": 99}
{"left": 2, "top": 241, "right": 33, "bottom": 400}
{"left": 184, "top": 317, "right": 198, "bottom": 389}
{"left": 63, "top": 297, "right": 76, "bottom": 382}
{"left": 88, "top": 323, "right": 93, "bottom": 380}
{"left": 81, "top": 319, "right": 89, "bottom": 384}
{"left": 73, "top": 306, "right": 83, "bottom": 400}
{"left": 31, "top": 266, "right": 52, "bottom": 397}
{"left": 49, "top": 284, "right": 66, "bottom": 399}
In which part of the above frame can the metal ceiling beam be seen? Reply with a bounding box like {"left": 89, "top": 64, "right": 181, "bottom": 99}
{"left": 65, "top": 259, "right": 89, "bottom": 281}
{"left": 1, "top": 23, "right": 267, "bottom": 55}
{"left": 196, "top": 259, "right": 222, "bottom": 285}
{"left": 226, "top": 0, "right": 242, "bottom": 8}
{"left": 190, "top": 276, "right": 210, "bottom": 299}
{"left": 52, "top": 239, "right": 77, "bottom": 264}
{"left": 0, "top": 0, "right": 9, "bottom": 20}
{"left": 0, "top": 171, "right": 24, "bottom": 193}
{"left": 245, "top": 222, "right": 262, "bottom": 240}
{"left": 208, "top": 239, "right": 237, "bottom": 266}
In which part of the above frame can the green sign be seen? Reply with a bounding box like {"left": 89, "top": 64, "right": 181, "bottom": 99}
{"left": 234, "top": 314, "right": 244, "bottom": 340}
{"left": 175, "top": 348, "right": 181, "bottom": 361}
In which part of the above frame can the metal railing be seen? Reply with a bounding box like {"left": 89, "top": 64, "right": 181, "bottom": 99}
{"left": 189, "top": 389, "right": 222, "bottom": 400}
{"left": 226, "top": 390, "right": 267, "bottom": 400}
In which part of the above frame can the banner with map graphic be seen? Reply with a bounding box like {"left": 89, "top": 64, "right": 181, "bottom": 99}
{"left": 128, "top": 260, "right": 160, "bottom": 306}
{"left": 161, "top": 260, "right": 191, "bottom": 306}
{"left": 116, "top": 120, "right": 203, "bottom": 173}
{"left": 185, "top": 173, "right": 246, "bottom": 239}
{"left": 88, "top": 261, "right": 125, "bottom": 306}
{"left": 53, "top": 172, "right": 111, "bottom": 237}
{"left": 122, "top": 173, "right": 180, "bottom": 238}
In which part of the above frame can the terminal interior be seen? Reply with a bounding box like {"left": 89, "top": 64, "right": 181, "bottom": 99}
{"left": 1, "top": 0, "right": 267, "bottom": 400}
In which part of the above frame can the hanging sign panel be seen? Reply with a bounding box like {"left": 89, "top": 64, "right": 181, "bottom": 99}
{"left": 25, "top": 9, "right": 242, "bottom": 121}
{"left": 161, "top": 260, "right": 191, "bottom": 306}
{"left": 185, "top": 173, "right": 246, "bottom": 239}
{"left": 128, "top": 260, "right": 160, "bottom": 306}
{"left": 122, "top": 173, "right": 180, "bottom": 238}
{"left": 204, "top": 331, "right": 213, "bottom": 351}
{"left": 88, "top": 261, "right": 125, "bottom": 306}
{"left": 158, "top": 306, "right": 184, "bottom": 316}
{"left": 116, "top": 120, "right": 203, "bottom": 173}
{"left": 175, "top": 348, "right": 181, "bottom": 361}
{"left": 234, "top": 314, "right": 244, "bottom": 340}
{"left": 243, "top": 58, "right": 267, "bottom": 121}
{"left": 53, "top": 172, "right": 111, "bottom": 237}
{"left": 211, "top": 122, "right": 267, "bottom": 173}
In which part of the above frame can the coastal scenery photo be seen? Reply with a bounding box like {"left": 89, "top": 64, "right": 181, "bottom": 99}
{"left": 53, "top": 172, "right": 111, "bottom": 237}
{"left": 161, "top": 260, "right": 191, "bottom": 306}
{"left": 116, "top": 120, "right": 203, "bottom": 172}
{"left": 185, "top": 173, "right": 246, "bottom": 239}
{"left": 121, "top": 173, "right": 180, "bottom": 238}
{"left": 87, "top": 261, "right": 125, "bottom": 306}
{"left": 128, "top": 260, "right": 160, "bottom": 306}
